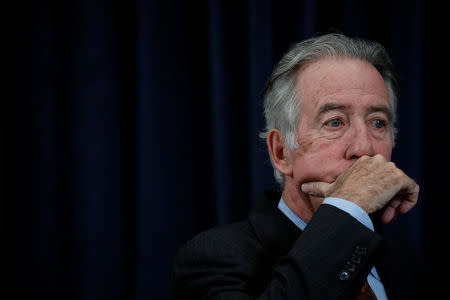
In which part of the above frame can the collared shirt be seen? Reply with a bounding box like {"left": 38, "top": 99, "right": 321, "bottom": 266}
{"left": 278, "top": 197, "right": 388, "bottom": 300}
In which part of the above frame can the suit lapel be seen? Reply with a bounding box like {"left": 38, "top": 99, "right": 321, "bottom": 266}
{"left": 248, "top": 190, "right": 302, "bottom": 260}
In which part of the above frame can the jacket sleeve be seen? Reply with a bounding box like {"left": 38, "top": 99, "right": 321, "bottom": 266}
{"left": 173, "top": 204, "right": 384, "bottom": 299}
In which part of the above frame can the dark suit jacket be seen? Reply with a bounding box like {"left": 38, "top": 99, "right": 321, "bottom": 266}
{"left": 173, "top": 190, "right": 426, "bottom": 299}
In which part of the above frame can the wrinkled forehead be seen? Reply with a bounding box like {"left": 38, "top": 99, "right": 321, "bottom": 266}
{"left": 295, "top": 57, "right": 389, "bottom": 110}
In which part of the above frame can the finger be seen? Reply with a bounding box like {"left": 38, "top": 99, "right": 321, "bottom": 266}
{"left": 301, "top": 182, "right": 332, "bottom": 197}
{"left": 389, "top": 199, "right": 401, "bottom": 209}
{"left": 399, "top": 196, "right": 418, "bottom": 214}
{"left": 381, "top": 199, "right": 401, "bottom": 224}
{"left": 381, "top": 206, "right": 396, "bottom": 224}
{"left": 398, "top": 182, "right": 419, "bottom": 214}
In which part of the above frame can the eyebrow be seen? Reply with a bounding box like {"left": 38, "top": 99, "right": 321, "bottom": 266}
{"left": 317, "top": 103, "right": 348, "bottom": 115}
{"left": 367, "top": 105, "right": 393, "bottom": 122}
{"left": 317, "top": 102, "right": 393, "bottom": 122}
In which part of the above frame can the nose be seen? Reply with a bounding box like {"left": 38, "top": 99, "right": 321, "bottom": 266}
{"left": 344, "top": 122, "right": 375, "bottom": 160}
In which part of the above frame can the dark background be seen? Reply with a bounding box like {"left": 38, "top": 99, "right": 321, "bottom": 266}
{"left": 1, "top": 0, "right": 447, "bottom": 299}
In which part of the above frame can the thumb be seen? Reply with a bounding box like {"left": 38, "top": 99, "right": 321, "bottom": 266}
{"left": 301, "top": 182, "right": 332, "bottom": 197}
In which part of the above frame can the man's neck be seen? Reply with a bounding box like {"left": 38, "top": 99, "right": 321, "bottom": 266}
{"left": 281, "top": 183, "right": 316, "bottom": 223}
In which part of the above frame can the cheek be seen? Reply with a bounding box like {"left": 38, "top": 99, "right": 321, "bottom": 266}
{"left": 298, "top": 126, "right": 348, "bottom": 154}
{"left": 374, "top": 141, "right": 393, "bottom": 160}
{"left": 298, "top": 133, "right": 345, "bottom": 160}
{"left": 293, "top": 138, "right": 345, "bottom": 183}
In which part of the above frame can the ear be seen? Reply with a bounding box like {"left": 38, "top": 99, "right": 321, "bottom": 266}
{"left": 266, "top": 129, "right": 293, "bottom": 177}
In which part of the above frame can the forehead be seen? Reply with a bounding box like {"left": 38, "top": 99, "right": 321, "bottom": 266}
{"left": 296, "top": 57, "right": 390, "bottom": 111}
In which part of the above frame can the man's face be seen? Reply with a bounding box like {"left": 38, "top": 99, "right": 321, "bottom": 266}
{"left": 285, "top": 57, "right": 393, "bottom": 209}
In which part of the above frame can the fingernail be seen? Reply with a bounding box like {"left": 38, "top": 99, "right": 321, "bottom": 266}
{"left": 301, "top": 183, "right": 310, "bottom": 193}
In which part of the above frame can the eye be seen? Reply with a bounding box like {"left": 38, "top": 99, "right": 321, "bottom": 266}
{"left": 372, "top": 119, "right": 386, "bottom": 129}
{"left": 327, "top": 118, "right": 343, "bottom": 128}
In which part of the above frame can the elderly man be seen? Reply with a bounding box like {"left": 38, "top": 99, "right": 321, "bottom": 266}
{"left": 173, "top": 33, "right": 425, "bottom": 299}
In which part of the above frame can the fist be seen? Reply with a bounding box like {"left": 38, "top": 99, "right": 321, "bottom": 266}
{"left": 301, "top": 154, "right": 419, "bottom": 224}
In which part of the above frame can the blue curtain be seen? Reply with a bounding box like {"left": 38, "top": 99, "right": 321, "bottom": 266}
{"left": 1, "top": 0, "right": 446, "bottom": 298}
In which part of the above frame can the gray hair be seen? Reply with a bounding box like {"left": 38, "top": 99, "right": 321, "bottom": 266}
{"left": 260, "top": 33, "right": 398, "bottom": 189}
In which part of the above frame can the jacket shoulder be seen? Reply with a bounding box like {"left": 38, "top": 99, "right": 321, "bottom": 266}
{"left": 173, "top": 221, "right": 274, "bottom": 298}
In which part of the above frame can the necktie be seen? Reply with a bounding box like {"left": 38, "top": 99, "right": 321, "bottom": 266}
{"left": 357, "top": 281, "right": 377, "bottom": 300}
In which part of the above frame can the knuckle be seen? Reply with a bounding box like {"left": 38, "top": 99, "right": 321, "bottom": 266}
{"left": 374, "top": 153, "right": 386, "bottom": 162}
{"left": 411, "top": 181, "right": 420, "bottom": 192}
{"left": 358, "top": 155, "right": 369, "bottom": 162}
{"left": 312, "top": 182, "right": 321, "bottom": 191}
{"left": 393, "top": 168, "right": 404, "bottom": 177}
{"left": 386, "top": 161, "right": 396, "bottom": 169}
